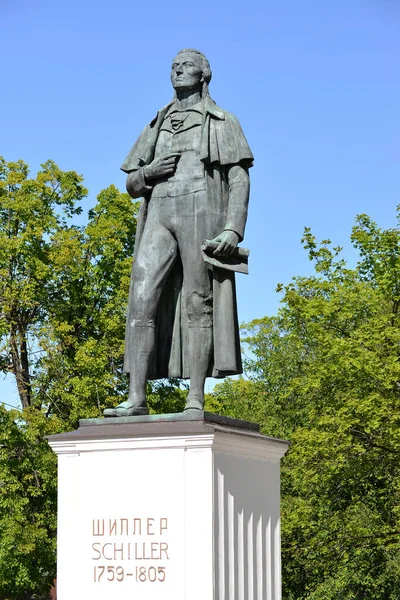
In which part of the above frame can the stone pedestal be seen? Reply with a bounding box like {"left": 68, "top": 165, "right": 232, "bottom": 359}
{"left": 48, "top": 412, "right": 289, "bottom": 600}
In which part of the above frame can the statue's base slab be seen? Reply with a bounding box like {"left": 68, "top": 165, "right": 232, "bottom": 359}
{"left": 48, "top": 412, "right": 289, "bottom": 600}
{"left": 79, "top": 410, "right": 261, "bottom": 430}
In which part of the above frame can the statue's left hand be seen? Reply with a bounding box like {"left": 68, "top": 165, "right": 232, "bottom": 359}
{"left": 210, "top": 230, "right": 240, "bottom": 256}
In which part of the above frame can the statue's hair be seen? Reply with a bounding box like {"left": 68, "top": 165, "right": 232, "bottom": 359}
{"left": 174, "top": 48, "right": 212, "bottom": 97}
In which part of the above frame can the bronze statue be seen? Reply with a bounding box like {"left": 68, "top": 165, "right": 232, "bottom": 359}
{"left": 104, "top": 49, "right": 253, "bottom": 417}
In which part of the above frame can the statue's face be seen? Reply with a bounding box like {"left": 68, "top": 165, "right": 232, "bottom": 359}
{"left": 170, "top": 52, "right": 203, "bottom": 92}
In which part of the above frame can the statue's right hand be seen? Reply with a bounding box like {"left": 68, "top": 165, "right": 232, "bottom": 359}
{"left": 143, "top": 154, "right": 180, "bottom": 181}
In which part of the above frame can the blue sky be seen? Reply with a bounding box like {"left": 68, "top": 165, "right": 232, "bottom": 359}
{"left": 1, "top": 0, "right": 400, "bottom": 403}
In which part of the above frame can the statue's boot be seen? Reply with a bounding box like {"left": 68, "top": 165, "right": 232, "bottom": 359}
{"left": 103, "top": 400, "right": 149, "bottom": 417}
{"left": 184, "top": 327, "right": 212, "bottom": 412}
{"left": 103, "top": 326, "right": 154, "bottom": 417}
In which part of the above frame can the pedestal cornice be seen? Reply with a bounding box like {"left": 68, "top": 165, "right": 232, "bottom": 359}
{"left": 47, "top": 411, "right": 289, "bottom": 461}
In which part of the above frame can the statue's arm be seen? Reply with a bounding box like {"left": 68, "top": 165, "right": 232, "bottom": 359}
{"left": 126, "top": 169, "right": 153, "bottom": 199}
{"left": 224, "top": 164, "right": 250, "bottom": 241}
{"left": 126, "top": 154, "right": 180, "bottom": 198}
{"left": 210, "top": 163, "right": 250, "bottom": 256}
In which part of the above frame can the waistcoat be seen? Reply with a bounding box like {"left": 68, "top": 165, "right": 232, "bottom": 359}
{"left": 151, "top": 104, "right": 206, "bottom": 198}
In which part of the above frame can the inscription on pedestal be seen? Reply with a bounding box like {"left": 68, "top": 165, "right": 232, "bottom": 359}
{"left": 91, "top": 517, "right": 170, "bottom": 585}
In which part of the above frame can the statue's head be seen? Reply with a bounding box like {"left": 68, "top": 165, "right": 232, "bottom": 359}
{"left": 171, "top": 49, "right": 212, "bottom": 97}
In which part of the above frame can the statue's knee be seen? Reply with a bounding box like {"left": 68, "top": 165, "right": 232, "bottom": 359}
{"left": 130, "top": 288, "right": 155, "bottom": 325}
{"left": 187, "top": 291, "right": 213, "bottom": 327}
{"left": 130, "top": 317, "right": 156, "bottom": 328}
{"left": 131, "top": 262, "right": 147, "bottom": 286}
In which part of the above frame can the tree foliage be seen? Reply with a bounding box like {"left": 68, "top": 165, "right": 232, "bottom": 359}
{"left": 0, "top": 157, "right": 140, "bottom": 423}
{"left": 0, "top": 157, "right": 142, "bottom": 598}
{"left": 0, "top": 407, "right": 61, "bottom": 600}
{"left": 211, "top": 210, "right": 400, "bottom": 599}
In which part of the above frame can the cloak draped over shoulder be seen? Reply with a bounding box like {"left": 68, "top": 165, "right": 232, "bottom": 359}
{"left": 122, "top": 98, "right": 254, "bottom": 379}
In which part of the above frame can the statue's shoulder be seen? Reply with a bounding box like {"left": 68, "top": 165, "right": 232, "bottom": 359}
{"left": 121, "top": 102, "right": 175, "bottom": 173}
{"left": 203, "top": 99, "right": 253, "bottom": 167}
{"left": 205, "top": 100, "right": 243, "bottom": 128}
{"left": 203, "top": 99, "right": 228, "bottom": 120}
{"left": 148, "top": 102, "right": 175, "bottom": 128}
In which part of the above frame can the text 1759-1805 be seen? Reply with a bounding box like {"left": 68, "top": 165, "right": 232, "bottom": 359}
{"left": 91, "top": 517, "right": 170, "bottom": 585}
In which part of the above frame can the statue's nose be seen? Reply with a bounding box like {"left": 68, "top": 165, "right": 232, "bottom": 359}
{"left": 176, "top": 67, "right": 183, "bottom": 75}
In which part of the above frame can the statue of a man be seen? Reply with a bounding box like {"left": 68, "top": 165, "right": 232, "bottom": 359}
{"left": 104, "top": 49, "right": 253, "bottom": 417}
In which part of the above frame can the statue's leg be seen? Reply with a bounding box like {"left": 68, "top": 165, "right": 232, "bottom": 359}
{"left": 127, "top": 324, "right": 155, "bottom": 411}
{"left": 104, "top": 219, "right": 177, "bottom": 417}
{"left": 175, "top": 195, "right": 213, "bottom": 411}
{"left": 185, "top": 327, "right": 213, "bottom": 410}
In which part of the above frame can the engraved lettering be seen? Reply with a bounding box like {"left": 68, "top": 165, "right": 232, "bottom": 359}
{"left": 133, "top": 566, "right": 167, "bottom": 582}
{"left": 132, "top": 518, "right": 142, "bottom": 535}
{"left": 120, "top": 518, "right": 128, "bottom": 535}
{"left": 109, "top": 519, "right": 117, "bottom": 535}
{"left": 114, "top": 544, "right": 124, "bottom": 560}
{"left": 102, "top": 543, "right": 113, "bottom": 560}
{"left": 151, "top": 542, "right": 159, "bottom": 560}
{"left": 143, "top": 542, "right": 151, "bottom": 560}
{"left": 160, "top": 542, "right": 169, "bottom": 560}
{"left": 160, "top": 517, "right": 168, "bottom": 535}
{"left": 90, "top": 516, "right": 170, "bottom": 583}
{"left": 147, "top": 517, "right": 155, "bottom": 535}
{"left": 92, "top": 519, "right": 105, "bottom": 536}
{"left": 92, "top": 543, "right": 101, "bottom": 560}
{"left": 134, "top": 542, "right": 142, "bottom": 560}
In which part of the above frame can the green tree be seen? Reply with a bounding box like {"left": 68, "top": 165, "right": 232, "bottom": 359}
{"left": 0, "top": 158, "right": 140, "bottom": 424}
{"left": 0, "top": 407, "right": 61, "bottom": 600}
{"left": 0, "top": 158, "right": 86, "bottom": 409}
{"left": 0, "top": 158, "right": 141, "bottom": 598}
{"left": 211, "top": 210, "right": 400, "bottom": 599}
{"left": 33, "top": 182, "right": 138, "bottom": 425}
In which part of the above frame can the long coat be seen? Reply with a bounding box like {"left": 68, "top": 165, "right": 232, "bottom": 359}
{"left": 121, "top": 97, "right": 254, "bottom": 379}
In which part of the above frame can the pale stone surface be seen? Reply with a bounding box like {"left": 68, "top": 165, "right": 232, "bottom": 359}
{"left": 48, "top": 416, "right": 288, "bottom": 600}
